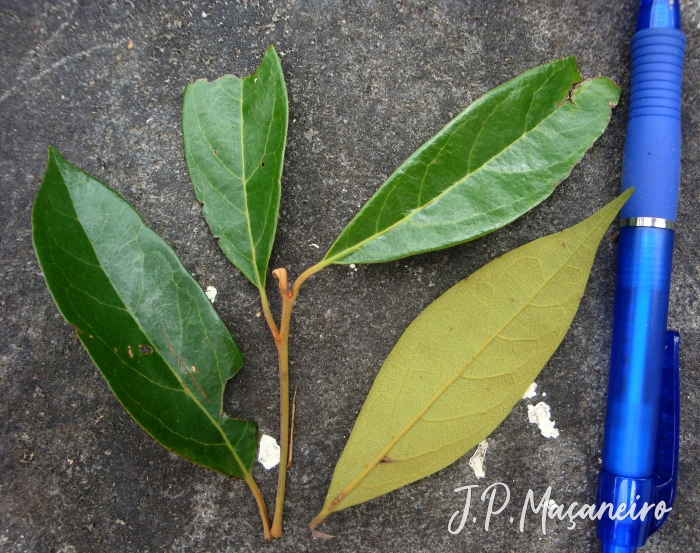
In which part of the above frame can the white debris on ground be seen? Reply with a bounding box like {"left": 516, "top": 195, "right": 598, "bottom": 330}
{"left": 522, "top": 382, "right": 538, "bottom": 399}
{"left": 468, "top": 439, "right": 489, "bottom": 479}
{"left": 205, "top": 286, "right": 217, "bottom": 303}
{"left": 527, "top": 402, "right": 560, "bottom": 438}
{"left": 257, "top": 434, "right": 281, "bottom": 470}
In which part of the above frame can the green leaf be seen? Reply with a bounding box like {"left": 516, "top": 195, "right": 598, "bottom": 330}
{"left": 311, "top": 190, "right": 632, "bottom": 526}
{"left": 323, "top": 58, "right": 621, "bottom": 265}
{"left": 182, "top": 45, "right": 288, "bottom": 289}
{"left": 33, "top": 148, "right": 257, "bottom": 480}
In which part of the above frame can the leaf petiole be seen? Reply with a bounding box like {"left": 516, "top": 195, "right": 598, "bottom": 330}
{"left": 243, "top": 472, "right": 272, "bottom": 540}
{"left": 259, "top": 288, "right": 280, "bottom": 339}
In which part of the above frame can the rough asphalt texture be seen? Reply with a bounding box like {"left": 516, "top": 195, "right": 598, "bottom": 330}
{"left": 1, "top": 1, "right": 699, "bottom": 552}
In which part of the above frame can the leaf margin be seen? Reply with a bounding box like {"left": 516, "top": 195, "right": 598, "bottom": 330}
{"left": 321, "top": 59, "right": 621, "bottom": 266}
{"left": 32, "top": 145, "right": 259, "bottom": 480}
{"left": 182, "top": 44, "right": 289, "bottom": 290}
{"left": 311, "top": 189, "right": 633, "bottom": 528}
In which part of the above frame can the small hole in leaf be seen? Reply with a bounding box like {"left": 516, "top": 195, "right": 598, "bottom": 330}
{"left": 213, "top": 150, "right": 218, "bottom": 155}
{"left": 261, "top": 162, "right": 265, "bottom": 167}
{"left": 139, "top": 345, "right": 153, "bottom": 355}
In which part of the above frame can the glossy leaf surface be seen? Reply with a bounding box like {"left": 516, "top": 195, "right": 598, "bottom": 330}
{"left": 183, "top": 45, "right": 288, "bottom": 289}
{"left": 324, "top": 58, "right": 621, "bottom": 265}
{"left": 314, "top": 191, "right": 632, "bottom": 522}
{"left": 33, "top": 148, "right": 257, "bottom": 479}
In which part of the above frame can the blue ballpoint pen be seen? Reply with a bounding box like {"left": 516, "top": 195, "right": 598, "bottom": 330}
{"left": 596, "top": 1, "right": 685, "bottom": 552}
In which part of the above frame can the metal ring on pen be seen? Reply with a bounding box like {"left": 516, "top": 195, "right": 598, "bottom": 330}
{"left": 619, "top": 217, "right": 675, "bottom": 230}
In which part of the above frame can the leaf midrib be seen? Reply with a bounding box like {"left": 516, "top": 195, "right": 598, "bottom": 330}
{"left": 54, "top": 156, "right": 253, "bottom": 480}
{"left": 328, "top": 206, "right": 612, "bottom": 509}
{"left": 325, "top": 79, "right": 582, "bottom": 263}
{"left": 236, "top": 80, "right": 262, "bottom": 289}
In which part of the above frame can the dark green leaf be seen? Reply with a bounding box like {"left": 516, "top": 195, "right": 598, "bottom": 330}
{"left": 323, "top": 58, "right": 621, "bottom": 264}
{"left": 32, "top": 148, "right": 256, "bottom": 479}
{"left": 182, "top": 45, "right": 288, "bottom": 289}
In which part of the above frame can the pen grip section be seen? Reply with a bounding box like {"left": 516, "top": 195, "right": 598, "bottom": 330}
{"left": 628, "top": 29, "right": 684, "bottom": 120}
{"left": 621, "top": 28, "right": 685, "bottom": 221}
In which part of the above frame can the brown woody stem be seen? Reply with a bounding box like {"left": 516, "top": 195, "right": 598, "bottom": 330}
{"left": 265, "top": 261, "right": 329, "bottom": 538}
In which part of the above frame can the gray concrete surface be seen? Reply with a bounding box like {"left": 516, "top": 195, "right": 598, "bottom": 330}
{"left": 1, "top": 1, "right": 699, "bottom": 551}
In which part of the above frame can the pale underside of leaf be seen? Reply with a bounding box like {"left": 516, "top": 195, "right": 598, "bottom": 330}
{"left": 318, "top": 191, "right": 632, "bottom": 517}
{"left": 183, "top": 45, "right": 288, "bottom": 289}
{"left": 32, "top": 148, "right": 257, "bottom": 479}
{"left": 324, "top": 58, "right": 621, "bottom": 265}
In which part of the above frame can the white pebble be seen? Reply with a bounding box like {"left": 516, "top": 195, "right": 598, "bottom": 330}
{"left": 521, "top": 382, "right": 538, "bottom": 399}
{"left": 468, "top": 439, "right": 489, "bottom": 479}
{"left": 258, "top": 434, "right": 280, "bottom": 470}
{"left": 205, "top": 286, "right": 217, "bottom": 303}
{"left": 527, "top": 402, "right": 560, "bottom": 439}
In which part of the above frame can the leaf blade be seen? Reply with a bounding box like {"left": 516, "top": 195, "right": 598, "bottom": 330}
{"left": 314, "top": 191, "right": 632, "bottom": 522}
{"left": 32, "top": 147, "right": 257, "bottom": 479}
{"left": 182, "top": 45, "right": 288, "bottom": 288}
{"left": 323, "top": 59, "right": 621, "bottom": 264}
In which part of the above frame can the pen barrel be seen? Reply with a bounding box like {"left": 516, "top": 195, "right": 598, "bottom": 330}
{"left": 620, "top": 28, "right": 685, "bottom": 220}
{"left": 597, "top": 11, "right": 685, "bottom": 553}
{"left": 602, "top": 226, "right": 674, "bottom": 478}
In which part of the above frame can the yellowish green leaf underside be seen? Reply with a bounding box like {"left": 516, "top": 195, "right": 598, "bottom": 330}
{"left": 314, "top": 190, "right": 632, "bottom": 524}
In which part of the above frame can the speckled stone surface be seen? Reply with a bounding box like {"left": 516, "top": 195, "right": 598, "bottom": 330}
{"left": 1, "top": 1, "right": 699, "bottom": 551}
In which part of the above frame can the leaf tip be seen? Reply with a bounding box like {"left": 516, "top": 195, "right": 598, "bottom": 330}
{"left": 46, "top": 144, "right": 62, "bottom": 163}
{"left": 617, "top": 187, "right": 634, "bottom": 208}
{"left": 570, "top": 77, "right": 622, "bottom": 109}
{"left": 563, "top": 55, "right": 581, "bottom": 77}
{"left": 600, "top": 188, "right": 634, "bottom": 222}
{"left": 262, "top": 43, "right": 283, "bottom": 68}
{"left": 603, "top": 77, "right": 623, "bottom": 107}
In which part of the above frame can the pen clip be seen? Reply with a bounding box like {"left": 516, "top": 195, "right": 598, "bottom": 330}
{"left": 650, "top": 329, "right": 680, "bottom": 534}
